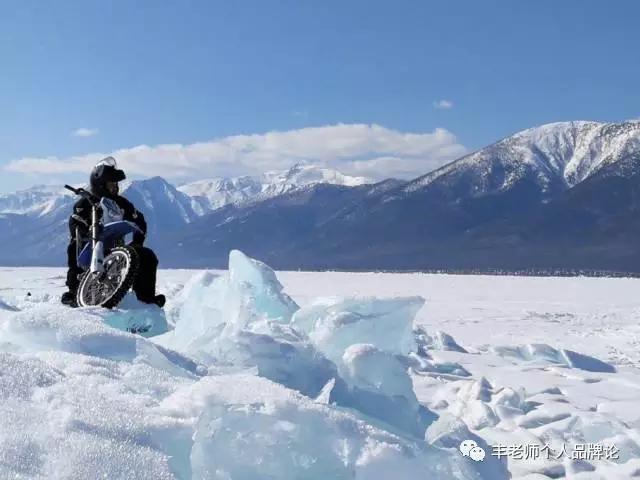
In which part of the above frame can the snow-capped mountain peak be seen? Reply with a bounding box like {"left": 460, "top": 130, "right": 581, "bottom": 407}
{"left": 122, "top": 177, "right": 197, "bottom": 231}
{"left": 403, "top": 120, "right": 640, "bottom": 198}
{"left": 0, "top": 184, "right": 74, "bottom": 216}
{"left": 177, "top": 176, "right": 263, "bottom": 214}
{"left": 178, "top": 163, "right": 371, "bottom": 214}
{"left": 262, "top": 163, "right": 370, "bottom": 188}
{"left": 507, "top": 120, "right": 640, "bottom": 186}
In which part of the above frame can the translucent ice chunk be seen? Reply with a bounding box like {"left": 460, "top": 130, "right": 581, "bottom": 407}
{"left": 491, "top": 343, "right": 616, "bottom": 373}
{"left": 227, "top": 249, "right": 299, "bottom": 327}
{"left": 215, "top": 329, "right": 338, "bottom": 397}
{"left": 341, "top": 344, "right": 415, "bottom": 399}
{"left": 426, "top": 413, "right": 510, "bottom": 480}
{"left": 333, "top": 344, "right": 436, "bottom": 436}
{"left": 170, "top": 250, "right": 298, "bottom": 348}
{"left": 161, "top": 373, "right": 480, "bottom": 480}
{"left": 166, "top": 251, "right": 332, "bottom": 396}
{"left": 414, "top": 327, "right": 467, "bottom": 353}
{"left": 291, "top": 296, "right": 424, "bottom": 365}
{"left": 100, "top": 293, "right": 169, "bottom": 338}
{"left": 169, "top": 271, "right": 228, "bottom": 353}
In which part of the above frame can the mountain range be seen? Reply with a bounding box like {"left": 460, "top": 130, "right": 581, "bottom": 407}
{"left": 2, "top": 120, "right": 640, "bottom": 273}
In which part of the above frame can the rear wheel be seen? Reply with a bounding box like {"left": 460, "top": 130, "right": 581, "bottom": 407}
{"left": 76, "top": 246, "right": 139, "bottom": 308}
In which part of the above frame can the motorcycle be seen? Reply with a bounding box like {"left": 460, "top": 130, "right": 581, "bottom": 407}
{"left": 65, "top": 184, "right": 142, "bottom": 308}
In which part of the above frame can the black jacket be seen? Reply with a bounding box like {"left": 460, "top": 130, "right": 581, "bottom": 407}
{"left": 69, "top": 195, "right": 147, "bottom": 246}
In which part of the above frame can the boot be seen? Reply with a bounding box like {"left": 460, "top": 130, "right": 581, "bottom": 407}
{"left": 61, "top": 290, "right": 78, "bottom": 307}
{"left": 135, "top": 294, "right": 165, "bottom": 308}
{"left": 153, "top": 294, "right": 166, "bottom": 308}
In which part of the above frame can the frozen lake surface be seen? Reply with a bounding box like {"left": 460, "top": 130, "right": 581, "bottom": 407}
{"left": 1, "top": 264, "right": 639, "bottom": 479}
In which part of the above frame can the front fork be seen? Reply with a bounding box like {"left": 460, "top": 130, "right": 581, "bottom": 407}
{"left": 90, "top": 205, "right": 105, "bottom": 274}
{"left": 90, "top": 241, "right": 105, "bottom": 274}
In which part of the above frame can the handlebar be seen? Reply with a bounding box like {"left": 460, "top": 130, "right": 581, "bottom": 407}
{"left": 64, "top": 184, "right": 100, "bottom": 204}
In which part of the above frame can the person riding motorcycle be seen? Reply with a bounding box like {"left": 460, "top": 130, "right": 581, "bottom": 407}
{"left": 61, "top": 157, "right": 166, "bottom": 307}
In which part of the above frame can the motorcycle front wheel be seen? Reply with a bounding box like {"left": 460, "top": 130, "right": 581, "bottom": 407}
{"left": 76, "top": 246, "right": 140, "bottom": 308}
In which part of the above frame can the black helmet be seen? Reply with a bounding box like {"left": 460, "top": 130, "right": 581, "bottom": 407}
{"left": 90, "top": 157, "right": 126, "bottom": 196}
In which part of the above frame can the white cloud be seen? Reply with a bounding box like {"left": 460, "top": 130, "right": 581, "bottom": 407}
{"left": 433, "top": 99, "right": 453, "bottom": 110}
{"left": 72, "top": 128, "right": 99, "bottom": 138}
{"left": 7, "top": 124, "right": 466, "bottom": 181}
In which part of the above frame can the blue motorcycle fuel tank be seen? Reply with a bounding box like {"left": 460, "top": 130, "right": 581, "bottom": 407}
{"left": 77, "top": 221, "right": 143, "bottom": 269}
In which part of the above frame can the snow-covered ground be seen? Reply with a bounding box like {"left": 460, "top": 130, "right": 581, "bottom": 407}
{"left": 1, "top": 262, "right": 639, "bottom": 479}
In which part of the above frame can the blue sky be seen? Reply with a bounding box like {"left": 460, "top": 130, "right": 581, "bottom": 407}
{"left": 1, "top": 0, "right": 639, "bottom": 192}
